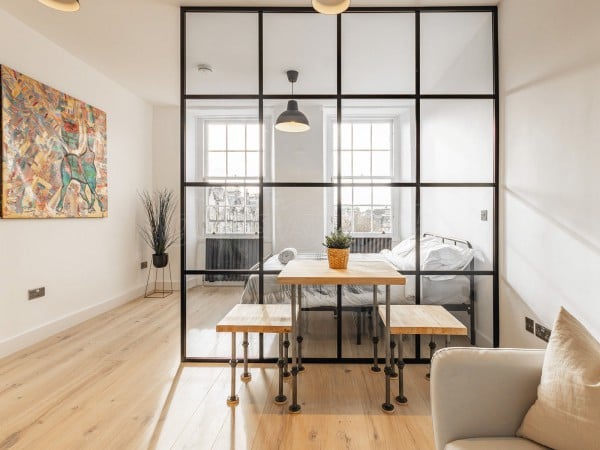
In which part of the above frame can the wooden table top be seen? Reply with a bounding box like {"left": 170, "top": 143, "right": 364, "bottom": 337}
{"left": 216, "top": 304, "right": 292, "bottom": 333}
{"left": 378, "top": 305, "right": 468, "bottom": 335}
{"left": 277, "top": 259, "right": 406, "bottom": 286}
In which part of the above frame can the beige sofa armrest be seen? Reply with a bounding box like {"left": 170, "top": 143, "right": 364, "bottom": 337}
{"left": 431, "top": 347, "right": 545, "bottom": 450}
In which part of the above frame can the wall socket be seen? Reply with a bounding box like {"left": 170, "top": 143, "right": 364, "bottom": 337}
{"left": 525, "top": 317, "right": 534, "bottom": 333}
{"left": 141, "top": 261, "right": 148, "bottom": 269}
{"left": 28, "top": 287, "right": 45, "bottom": 300}
{"left": 535, "top": 323, "right": 552, "bottom": 342}
{"left": 480, "top": 210, "right": 488, "bottom": 221}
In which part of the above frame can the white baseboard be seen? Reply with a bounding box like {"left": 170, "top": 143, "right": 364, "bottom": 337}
{"left": 476, "top": 329, "right": 493, "bottom": 348}
{"left": 0, "top": 284, "right": 146, "bottom": 359}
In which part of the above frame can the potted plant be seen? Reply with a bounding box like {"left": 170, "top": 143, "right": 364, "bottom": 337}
{"left": 139, "top": 189, "right": 177, "bottom": 268}
{"left": 323, "top": 229, "right": 353, "bottom": 269}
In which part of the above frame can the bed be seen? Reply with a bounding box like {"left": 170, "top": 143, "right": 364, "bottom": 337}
{"left": 241, "top": 233, "right": 477, "bottom": 344}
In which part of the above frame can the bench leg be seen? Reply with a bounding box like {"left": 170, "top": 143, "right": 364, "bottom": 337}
{"left": 371, "top": 286, "right": 381, "bottom": 373}
{"left": 289, "top": 285, "right": 301, "bottom": 414}
{"left": 241, "top": 332, "right": 251, "bottom": 382}
{"left": 274, "top": 333, "right": 287, "bottom": 405}
{"left": 297, "top": 286, "right": 304, "bottom": 372}
{"left": 396, "top": 335, "right": 407, "bottom": 404}
{"left": 227, "top": 332, "right": 239, "bottom": 406}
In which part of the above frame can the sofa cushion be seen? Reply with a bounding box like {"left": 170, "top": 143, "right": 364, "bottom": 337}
{"left": 517, "top": 307, "right": 600, "bottom": 450}
{"left": 445, "top": 437, "right": 548, "bottom": 450}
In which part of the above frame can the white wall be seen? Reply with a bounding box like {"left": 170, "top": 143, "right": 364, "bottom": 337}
{"left": 0, "top": 10, "right": 153, "bottom": 357}
{"left": 499, "top": 0, "right": 600, "bottom": 347}
{"left": 152, "top": 106, "right": 181, "bottom": 287}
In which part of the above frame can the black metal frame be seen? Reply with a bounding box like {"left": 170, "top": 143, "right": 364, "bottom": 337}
{"left": 180, "top": 5, "right": 499, "bottom": 364}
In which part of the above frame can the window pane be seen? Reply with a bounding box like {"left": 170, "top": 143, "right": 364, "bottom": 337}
{"left": 186, "top": 13, "right": 258, "bottom": 95}
{"left": 352, "top": 123, "right": 371, "bottom": 149}
{"left": 353, "top": 186, "right": 371, "bottom": 205}
{"left": 373, "top": 187, "right": 391, "bottom": 205}
{"left": 246, "top": 152, "right": 259, "bottom": 177}
{"left": 341, "top": 186, "right": 352, "bottom": 204}
{"left": 353, "top": 206, "right": 372, "bottom": 232}
{"left": 372, "top": 206, "right": 392, "bottom": 234}
{"left": 352, "top": 151, "right": 371, "bottom": 176}
{"left": 227, "top": 152, "right": 245, "bottom": 177}
{"left": 246, "top": 124, "right": 260, "bottom": 150}
{"left": 340, "top": 123, "right": 352, "bottom": 149}
{"left": 371, "top": 122, "right": 392, "bottom": 150}
{"left": 227, "top": 124, "right": 245, "bottom": 150}
{"left": 372, "top": 152, "right": 391, "bottom": 177}
{"left": 207, "top": 123, "right": 226, "bottom": 150}
{"left": 207, "top": 152, "right": 226, "bottom": 177}
{"left": 421, "top": 12, "right": 493, "bottom": 94}
{"left": 342, "top": 13, "right": 415, "bottom": 94}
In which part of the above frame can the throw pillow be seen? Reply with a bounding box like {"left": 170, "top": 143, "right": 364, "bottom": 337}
{"left": 517, "top": 307, "right": 600, "bottom": 450}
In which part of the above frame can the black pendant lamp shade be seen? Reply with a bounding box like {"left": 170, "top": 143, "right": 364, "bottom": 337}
{"left": 275, "top": 70, "right": 310, "bottom": 133}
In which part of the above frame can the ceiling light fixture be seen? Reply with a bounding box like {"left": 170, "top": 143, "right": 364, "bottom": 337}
{"left": 38, "top": 0, "right": 80, "bottom": 12}
{"left": 275, "top": 70, "right": 310, "bottom": 133}
{"left": 312, "top": 0, "right": 350, "bottom": 15}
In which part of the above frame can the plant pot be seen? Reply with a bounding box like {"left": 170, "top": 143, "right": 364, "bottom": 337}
{"left": 152, "top": 253, "right": 169, "bottom": 268}
{"left": 327, "top": 248, "right": 349, "bottom": 269}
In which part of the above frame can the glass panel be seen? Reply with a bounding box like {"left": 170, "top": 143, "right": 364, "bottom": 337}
{"left": 420, "top": 187, "right": 493, "bottom": 271}
{"left": 341, "top": 99, "right": 416, "bottom": 183}
{"left": 420, "top": 12, "right": 493, "bottom": 94}
{"left": 421, "top": 99, "right": 494, "bottom": 183}
{"left": 186, "top": 186, "right": 260, "bottom": 270}
{"left": 263, "top": 13, "right": 337, "bottom": 94}
{"left": 185, "top": 12, "right": 258, "bottom": 95}
{"left": 265, "top": 99, "right": 336, "bottom": 182}
{"left": 419, "top": 274, "right": 492, "bottom": 350}
{"left": 342, "top": 13, "right": 415, "bottom": 94}
{"left": 185, "top": 100, "right": 259, "bottom": 182}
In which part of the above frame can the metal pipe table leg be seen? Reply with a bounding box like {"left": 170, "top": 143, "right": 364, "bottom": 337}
{"left": 241, "top": 331, "right": 251, "bottom": 382}
{"left": 297, "top": 285, "right": 304, "bottom": 372}
{"left": 382, "top": 285, "right": 394, "bottom": 413}
{"left": 395, "top": 334, "right": 407, "bottom": 404}
{"left": 227, "top": 332, "right": 239, "bottom": 406}
{"left": 390, "top": 338, "right": 398, "bottom": 379}
{"left": 426, "top": 334, "right": 436, "bottom": 380}
{"left": 289, "top": 285, "right": 301, "bottom": 414}
{"left": 283, "top": 333, "right": 290, "bottom": 379}
{"left": 370, "top": 285, "right": 381, "bottom": 373}
{"left": 274, "top": 333, "right": 287, "bottom": 405}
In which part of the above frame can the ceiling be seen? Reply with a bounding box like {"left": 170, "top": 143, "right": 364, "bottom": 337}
{"left": 0, "top": 0, "right": 498, "bottom": 106}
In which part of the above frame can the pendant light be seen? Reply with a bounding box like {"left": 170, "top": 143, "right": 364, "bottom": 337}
{"left": 38, "top": 0, "right": 80, "bottom": 12}
{"left": 275, "top": 70, "right": 310, "bottom": 133}
{"left": 312, "top": 0, "right": 350, "bottom": 15}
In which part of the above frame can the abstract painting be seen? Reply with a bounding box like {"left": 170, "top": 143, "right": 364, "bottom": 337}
{"left": 1, "top": 65, "right": 107, "bottom": 218}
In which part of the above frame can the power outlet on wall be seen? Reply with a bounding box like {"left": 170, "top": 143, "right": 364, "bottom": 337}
{"left": 28, "top": 287, "right": 45, "bottom": 300}
{"left": 535, "top": 323, "right": 552, "bottom": 342}
{"left": 525, "top": 317, "right": 534, "bottom": 333}
{"left": 141, "top": 261, "right": 148, "bottom": 270}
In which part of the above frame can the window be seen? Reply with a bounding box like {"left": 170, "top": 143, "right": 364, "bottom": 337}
{"left": 205, "top": 121, "right": 259, "bottom": 234}
{"left": 333, "top": 120, "right": 393, "bottom": 234}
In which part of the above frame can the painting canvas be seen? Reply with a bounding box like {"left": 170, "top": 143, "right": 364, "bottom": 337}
{"left": 0, "top": 65, "right": 107, "bottom": 218}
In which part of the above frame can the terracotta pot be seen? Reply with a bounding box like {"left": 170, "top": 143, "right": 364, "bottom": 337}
{"left": 152, "top": 253, "right": 169, "bottom": 268}
{"left": 327, "top": 248, "right": 349, "bottom": 269}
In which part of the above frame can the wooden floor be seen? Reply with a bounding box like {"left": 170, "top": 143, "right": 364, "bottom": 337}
{"left": 0, "top": 291, "right": 436, "bottom": 450}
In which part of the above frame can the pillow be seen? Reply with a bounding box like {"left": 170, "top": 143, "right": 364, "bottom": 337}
{"left": 390, "top": 236, "right": 415, "bottom": 257}
{"left": 516, "top": 307, "right": 600, "bottom": 450}
{"left": 277, "top": 248, "right": 297, "bottom": 265}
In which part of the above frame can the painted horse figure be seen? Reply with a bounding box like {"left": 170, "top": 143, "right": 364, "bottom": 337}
{"left": 56, "top": 119, "right": 105, "bottom": 213}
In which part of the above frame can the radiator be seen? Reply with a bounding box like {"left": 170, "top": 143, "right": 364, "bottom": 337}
{"left": 350, "top": 236, "right": 392, "bottom": 253}
{"left": 205, "top": 238, "right": 259, "bottom": 282}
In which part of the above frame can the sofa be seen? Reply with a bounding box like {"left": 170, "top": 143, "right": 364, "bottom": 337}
{"left": 430, "top": 347, "right": 548, "bottom": 450}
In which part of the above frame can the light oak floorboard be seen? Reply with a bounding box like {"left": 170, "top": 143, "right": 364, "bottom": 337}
{"left": 1, "top": 288, "right": 436, "bottom": 450}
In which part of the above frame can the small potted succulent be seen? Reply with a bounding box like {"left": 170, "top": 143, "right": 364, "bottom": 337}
{"left": 139, "top": 189, "right": 177, "bottom": 268}
{"left": 323, "top": 229, "right": 353, "bottom": 269}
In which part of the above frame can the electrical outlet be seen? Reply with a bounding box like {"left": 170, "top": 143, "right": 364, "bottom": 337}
{"left": 525, "top": 317, "right": 534, "bottom": 333}
{"left": 535, "top": 323, "right": 551, "bottom": 342}
{"left": 141, "top": 261, "right": 148, "bottom": 269}
{"left": 28, "top": 287, "right": 45, "bottom": 300}
{"left": 480, "top": 210, "right": 488, "bottom": 221}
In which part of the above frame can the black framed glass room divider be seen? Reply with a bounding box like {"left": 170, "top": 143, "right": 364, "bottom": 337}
{"left": 180, "top": 6, "right": 499, "bottom": 363}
